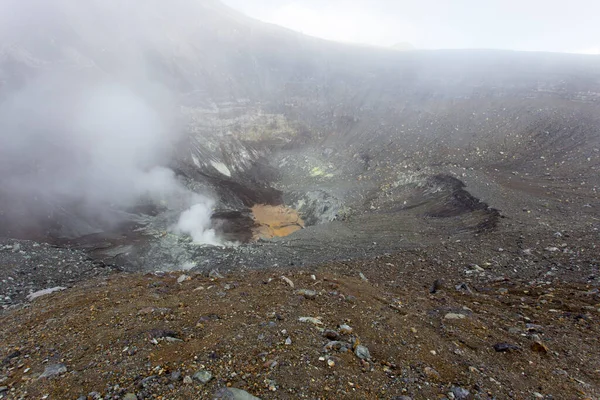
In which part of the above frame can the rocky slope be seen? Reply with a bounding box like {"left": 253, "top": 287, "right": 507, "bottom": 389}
{"left": 0, "top": 2, "right": 600, "bottom": 398}
{"left": 1, "top": 233, "right": 599, "bottom": 399}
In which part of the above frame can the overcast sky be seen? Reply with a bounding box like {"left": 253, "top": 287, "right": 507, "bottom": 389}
{"left": 221, "top": 0, "right": 600, "bottom": 54}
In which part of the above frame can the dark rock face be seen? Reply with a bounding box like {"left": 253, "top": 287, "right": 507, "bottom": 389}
{"left": 0, "top": 0, "right": 599, "bottom": 276}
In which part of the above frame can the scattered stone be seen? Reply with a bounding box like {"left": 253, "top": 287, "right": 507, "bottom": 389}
{"left": 177, "top": 274, "right": 191, "bottom": 283}
{"left": 531, "top": 340, "right": 549, "bottom": 354}
{"left": 354, "top": 345, "right": 371, "bottom": 360}
{"left": 339, "top": 324, "right": 353, "bottom": 334}
{"left": 209, "top": 270, "right": 225, "bottom": 279}
{"left": 213, "top": 387, "right": 262, "bottom": 399}
{"left": 444, "top": 313, "right": 466, "bottom": 320}
{"left": 140, "top": 375, "right": 158, "bottom": 387}
{"left": 545, "top": 247, "right": 560, "bottom": 252}
{"left": 324, "top": 341, "right": 352, "bottom": 353}
{"left": 493, "top": 342, "right": 521, "bottom": 352}
{"left": 170, "top": 371, "right": 182, "bottom": 381}
{"left": 424, "top": 366, "right": 441, "bottom": 380}
{"left": 183, "top": 376, "right": 193, "bottom": 384}
{"left": 296, "top": 289, "right": 317, "bottom": 299}
{"left": 359, "top": 272, "right": 368, "bottom": 281}
{"left": 0, "top": 386, "right": 7, "bottom": 393}
{"left": 553, "top": 369, "right": 568, "bottom": 376}
{"left": 198, "top": 314, "right": 221, "bottom": 324}
{"left": 38, "top": 363, "right": 67, "bottom": 379}
{"left": 455, "top": 283, "right": 473, "bottom": 294}
{"left": 430, "top": 279, "right": 442, "bottom": 294}
{"left": 391, "top": 397, "right": 412, "bottom": 400}
{"left": 285, "top": 337, "right": 292, "bottom": 345}
{"left": 267, "top": 379, "right": 277, "bottom": 391}
{"left": 451, "top": 386, "right": 470, "bottom": 400}
{"left": 280, "top": 276, "right": 294, "bottom": 288}
{"left": 2, "top": 349, "right": 21, "bottom": 365}
{"left": 323, "top": 330, "right": 341, "bottom": 340}
{"left": 508, "top": 327, "right": 521, "bottom": 335}
{"left": 148, "top": 328, "right": 180, "bottom": 340}
{"left": 123, "top": 394, "right": 137, "bottom": 400}
{"left": 470, "top": 264, "right": 485, "bottom": 272}
{"left": 526, "top": 323, "right": 544, "bottom": 332}
{"left": 298, "top": 316, "right": 322, "bottom": 325}
{"left": 137, "top": 307, "right": 155, "bottom": 315}
{"left": 193, "top": 370, "right": 213, "bottom": 384}
{"left": 26, "top": 287, "right": 67, "bottom": 301}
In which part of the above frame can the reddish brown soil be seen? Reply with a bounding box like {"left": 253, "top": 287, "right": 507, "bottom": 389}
{"left": 1, "top": 251, "right": 598, "bottom": 400}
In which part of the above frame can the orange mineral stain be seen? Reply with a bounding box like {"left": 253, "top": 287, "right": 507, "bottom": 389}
{"left": 251, "top": 204, "right": 304, "bottom": 239}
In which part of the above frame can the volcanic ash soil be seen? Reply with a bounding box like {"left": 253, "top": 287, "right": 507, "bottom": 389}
{"left": 1, "top": 233, "right": 599, "bottom": 400}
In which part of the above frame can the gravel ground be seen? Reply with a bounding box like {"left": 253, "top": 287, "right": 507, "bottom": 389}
{"left": 0, "top": 228, "right": 599, "bottom": 400}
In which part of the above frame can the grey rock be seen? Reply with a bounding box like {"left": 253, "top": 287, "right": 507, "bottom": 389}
{"left": 430, "top": 279, "right": 443, "bottom": 293}
{"left": 298, "top": 316, "right": 322, "bottom": 325}
{"left": 140, "top": 375, "right": 158, "bottom": 387}
{"left": 455, "top": 283, "right": 473, "bottom": 294}
{"left": 193, "top": 370, "right": 213, "bottom": 384}
{"left": 123, "top": 394, "right": 138, "bottom": 400}
{"left": 339, "top": 324, "right": 353, "bottom": 334}
{"left": 526, "top": 323, "right": 544, "bottom": 332}
{"left": 0, "top": 386, "right": 7, "bottom": 393}
{"left": 183, "top": 376, "right": 193, "bottom": 384}
{"left": 323, "top": 329, "right": 341, "bottom": 340}
{"left": 170, "top": 371, "right": 182, "bottom": 381}
{"left": 324, "top": 341, "right": 352, "bottom": 352}
{"left": 209, "top": 270, "right": 225, "bottom": 279}
{"left": 493, "top": 342, "right": 521, "bottom": 352}
{"left": 355, "top": 345, "right": 371, "bottom": 360}
{"left": 38, "top": 363, "right": 67, "bottom": 379}
{"left": 391, "top": 397, "right": 412, "bottom": 400}
{"left": 296, "top": 289, "right": 317, "bottom": 299}
{"left": 213, "top": 387, "right": 261, "bottom": 399}
{"left": 451, "top": 386, "right": 470, "bottom": 400}
{"left": 444, "top": 313, "right": 466, "bottom": 320}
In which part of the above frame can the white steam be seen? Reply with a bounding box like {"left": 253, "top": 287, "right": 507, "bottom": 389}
{"left": 0, "top": 72, "right": 219, "bottom": 245}
{"left": 175, "top": 202, "right": 219, "bottom": 246}
{"left": 0, "top": 0, "right": 222, "bottom": 245}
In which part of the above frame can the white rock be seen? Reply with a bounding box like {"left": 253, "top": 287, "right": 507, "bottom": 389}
{"left": 27, "top": 287, "right": 67, "bottom": 301}
{"left": 444, "top": 313, "right": 466, "bottom": 320}
{"left": 298, "top": 316, "right": 322, "bottom": 325}
{"left": 280, "top": 276, "right": 294, "bottom": 288}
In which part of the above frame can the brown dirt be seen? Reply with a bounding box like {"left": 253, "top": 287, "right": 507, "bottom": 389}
{"left": 1, "top": 250, "right": 599, "bottom": 400}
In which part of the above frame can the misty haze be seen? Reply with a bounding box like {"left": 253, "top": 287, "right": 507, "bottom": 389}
{"left": 0, "top": 1, "right": 599, "bottom": 399}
